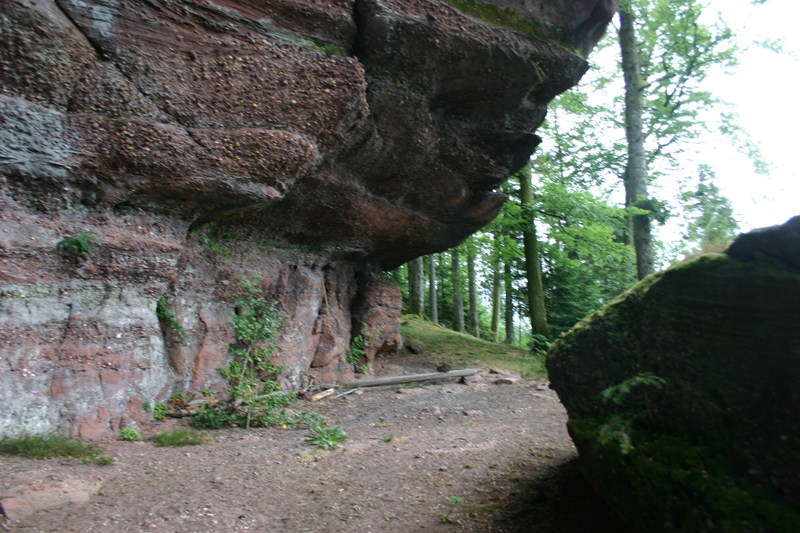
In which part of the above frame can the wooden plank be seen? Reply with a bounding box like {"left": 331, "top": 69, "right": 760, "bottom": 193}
{"left": 310, "top": 388, "right": 336, "bottom": 402}
{"left": 341, "top": 368, "right": 480, "bottom": 388}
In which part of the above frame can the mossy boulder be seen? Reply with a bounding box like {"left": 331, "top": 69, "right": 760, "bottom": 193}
{"left": 547, "top": 216, "right": 800, "bottom": 532}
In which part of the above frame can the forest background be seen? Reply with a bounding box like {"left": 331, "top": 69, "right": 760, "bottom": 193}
{"left": 389, "top": 0, "right": 798, "bottom": 349}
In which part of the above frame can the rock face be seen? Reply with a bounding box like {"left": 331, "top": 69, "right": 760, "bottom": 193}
{"left": 0, "top": 0, "right": 613, "bottom": 437}
{"left": 547, "top": 216, "right": 800, "bottom": 532}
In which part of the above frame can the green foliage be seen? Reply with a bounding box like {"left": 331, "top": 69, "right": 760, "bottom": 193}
{"left": 120, "top": 427, "right": 141, "bottom": 441}
{"left": 679, "top": 165, "right": 739, "bottom": 254}
{"left": 304, "top": 423, "right": 347, "bottom": 449}
{"left": 597, "top": 372, "right": 667, "bottom": 454}
{"left": 381, "top": 433, "right": 395, "bottom": 443}
{"left": 56, "top": 231, "right": 98, "bottom": 258}
{"left": 153, "top": 402, "right": 168, "bottom": 421}
{"left": 156, "top": 297, "right": 188, "bottom": 344}
{"left": 218, "top": 278, "right": 290, "bottom": 428}
{"left": 531, "top": 133, "right": 638, "bottom": 335}
{"left": 199, "top": 278, "right": 328, "bottom": 434}
{"left": 346, "top": 324, "right": 382, "bottom": 372}
{"left": 600, "top": 372, "right": 666, "bottom": 406}
{"left": 152, "top": 429, "right": 206, "bottom": 447}
{"left": 446, "top": 495, "right": 463, "bottom": 504}
{"left": 597, "top": 414, "right": 635, "bottom": 455}
{"left": 528, "top": 334, "right": 551, "bottom": 357}
{"left": 191, "top": 406, "right": 237, "bottom": 429}
{"left": 0, "top": 434, "right": 113, "bottom": 465}
{"left": 142, "top": 400, "right": 151, "bottom": 412}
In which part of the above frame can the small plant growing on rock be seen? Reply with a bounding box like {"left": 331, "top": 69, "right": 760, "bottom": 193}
{"left": 187, "top": 278, "right": 340, "bottom": 443}
{"left": 153, "top": 402, "right": 168, "bottom": 421}
{"left": 156, "top": 297, "right": 187, "bottom": 344}
{"left": 56, "top": 230, "right": 98, "bottom": 258}
{"left": 346, "top": 324, "right": 382, "bottom": 374}
{"left": 216, "top": 278, "right": 296, "bottom": 429}
{"left": 120, "top": 427, "right": 141, "bottom": 441}
{"left": 597, "top": 372, "right": 667, "bottom": 455}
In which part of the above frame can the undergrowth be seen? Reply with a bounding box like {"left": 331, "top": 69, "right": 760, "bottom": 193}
{"left": 188, "top": 277, "right": 346, "bottom": 448}
{"left": 346, "top": 323, "right": 382, "bottom": 374}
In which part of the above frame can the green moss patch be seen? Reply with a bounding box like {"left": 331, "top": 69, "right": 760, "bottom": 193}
{"left": 443, "top": 0, "right": 574, "bottom": 53}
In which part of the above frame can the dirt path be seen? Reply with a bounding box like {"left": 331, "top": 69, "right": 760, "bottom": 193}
{"left": 1, "top": 365, "right": 629, "bottom": 532}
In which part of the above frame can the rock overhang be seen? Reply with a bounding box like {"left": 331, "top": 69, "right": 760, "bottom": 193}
{"left": 2, "top": 0, "right": 615, "bottom": 266}
{"left": 0, "top": 0, "right": 616, "bottom": 437}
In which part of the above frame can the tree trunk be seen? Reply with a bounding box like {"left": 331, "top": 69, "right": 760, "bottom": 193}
{"left": 407, "top": 256, "right": 424, "bottom": 315}
{"left": 504, "top": 262, "right": 515, "bottom": 344}
{"left": 428, "top": 254, "right": 438, "bottom": 324}
{"left": 517, "top": 169, "right": 549, "bottom": 336}
{"left": 618, "top": 2, "right": 655, "bottom": 280}
{"left": 451, "top": 248, "right": 465, "bottom": 333}
{"left": 490, "top": 239, "right": 502, "bottom": 342}
{"left": 467, "top": 248, "right": 480, "bottom": 338}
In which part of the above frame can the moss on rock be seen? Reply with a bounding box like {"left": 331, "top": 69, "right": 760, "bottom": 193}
{"left": 548, "top": 218, "right": 800, "bottom": 531}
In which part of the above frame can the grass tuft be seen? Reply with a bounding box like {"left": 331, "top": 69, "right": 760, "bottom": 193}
{"left": 0, "top": 434, "right": 114, "bottom": 465}
{"left": 151, "top": 429, "right": 206, "bottom": 447}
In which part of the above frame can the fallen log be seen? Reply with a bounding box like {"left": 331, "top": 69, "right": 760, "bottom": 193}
{"left": 341, "top": 368, "right": 480, "bottom": 388}
{"left": 332, "top": 387, "right": 362, "bottom": 399}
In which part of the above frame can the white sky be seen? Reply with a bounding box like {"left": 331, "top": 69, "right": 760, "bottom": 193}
{"left": 701, "top": 0, "right": 799, "bottom": 231}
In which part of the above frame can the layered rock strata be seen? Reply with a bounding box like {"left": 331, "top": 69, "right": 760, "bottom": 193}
{"left": 1, "top": 0, "right": 613, "bottom": 437}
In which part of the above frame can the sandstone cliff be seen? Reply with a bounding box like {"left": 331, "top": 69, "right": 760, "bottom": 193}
{"left": 0, "top": 0, "right": 613, "bottom": 437}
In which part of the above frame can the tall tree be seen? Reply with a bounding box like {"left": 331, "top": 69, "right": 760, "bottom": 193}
{"left": 680, "top": 165, "right": 739, "bottom": 253}
{"left": 618, "top": 0, "right": 655, "bottom": 279}
{"left": 407, "top": 257, "right": 424, "bottom": 315}
{"left": 517, "top": 168, "right": 549, "bottom": 335}
{"left": 503, "top": 262, "right": 515, "bottom": 344}
{"left": 467, "top": 247, "right": 480, "bottom": 338}
{"left": 451, "top": 248, "right": 465, "bottom": 333}
{"left": 427, "top": 255, "right": 438, "bottom": 324}
{"left": 489, "top": 235, "right": 502, "bottom": 342}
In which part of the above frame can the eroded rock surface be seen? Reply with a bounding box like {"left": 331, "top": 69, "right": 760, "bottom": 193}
{"left": 547, "top": 216, "right": 800, "bottom": 532}
{"left": 1, "top": 0, "right": 613, "bottom": 437}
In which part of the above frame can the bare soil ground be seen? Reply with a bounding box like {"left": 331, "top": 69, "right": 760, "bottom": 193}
{"left": 1, "top": 354, "right": 630, "bottom": 533}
